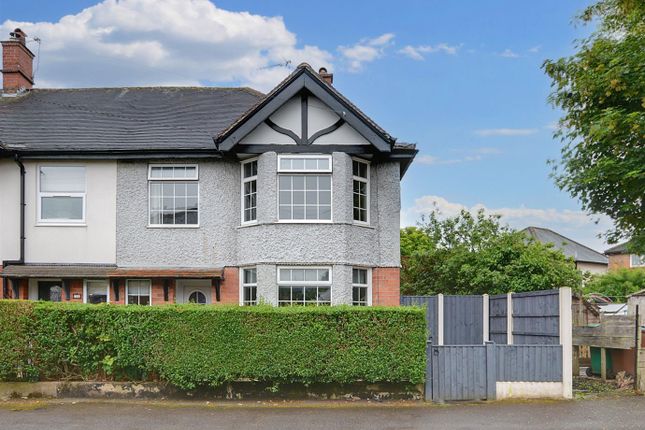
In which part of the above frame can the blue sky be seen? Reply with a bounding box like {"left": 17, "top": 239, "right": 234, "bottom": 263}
{"left": 0, "top": 0, "right": 611, "bottom": 251}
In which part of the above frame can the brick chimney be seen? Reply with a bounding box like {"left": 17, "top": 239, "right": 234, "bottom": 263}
{"left": 318, "top": 67, "right": 333, "bottom": 85}
{"left": 2, "top": 28, "right": 35, "bottom": 93}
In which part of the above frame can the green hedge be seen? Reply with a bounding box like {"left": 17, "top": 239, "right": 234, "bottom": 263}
{"left": 0, "top": 301, "right": 426, "bottom": 389}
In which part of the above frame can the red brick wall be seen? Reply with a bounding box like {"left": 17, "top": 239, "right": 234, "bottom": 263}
{"left": 608, "top": 254, "right": 631, "bottom": 270}
{"left": 372, "top": 267, "right": 400, "bottom": 306}
{"left": 217, "top": 267, "right": 239, "bottom": 304}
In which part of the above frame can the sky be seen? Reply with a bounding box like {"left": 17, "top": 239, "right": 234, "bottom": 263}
{"left": 0, "top": 0, "right": 613, "bottom": 252}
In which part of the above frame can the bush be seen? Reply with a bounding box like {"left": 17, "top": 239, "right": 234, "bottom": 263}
{"left": 0, "top": 301, "right": 426, "bottom": 389}
{"left": 585, "top": 268, "right": 645, "bottom": 301}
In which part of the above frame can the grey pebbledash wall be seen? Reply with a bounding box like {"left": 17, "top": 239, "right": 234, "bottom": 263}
{"left": 116, "top": 152, "right": 401, "bottom": 304}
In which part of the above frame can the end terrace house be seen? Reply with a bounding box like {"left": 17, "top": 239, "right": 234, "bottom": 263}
{"left": 0, "top": 29, "right": 416, "bottom": 307}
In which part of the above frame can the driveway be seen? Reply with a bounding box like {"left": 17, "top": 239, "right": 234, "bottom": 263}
{"left": 1, "top": 397, "right": 643, "bottom": 430}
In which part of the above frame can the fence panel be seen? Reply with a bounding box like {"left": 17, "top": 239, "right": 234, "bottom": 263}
{"left": 444, "top": 295, "right": 483, "bottom": 345}
{"left": 512, "top": 290, "right": 560, "bottom": 345}
{"left": 495, "top": 345, "right": 563, "bottom": 382}
{"left": 489, "top": 294, "right": 508, "bottom": 344}
{"left": 401, "top": 295, "right": 438, "bottom": 341}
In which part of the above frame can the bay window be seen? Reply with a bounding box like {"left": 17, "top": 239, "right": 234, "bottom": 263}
{"left": 241, "top": 159, "right": 258, "bottom": 224}
{"left": 352, "top": 159, "right": 369, "bottom": 223}
{"left": 278, "top": 267, "right": 331, "bottom": 306}
{"left": 352, "top": 268, "right": 370, "bottom": 306}
{"left": 278, "top": 155, "right": 332, "bottom": 221}
{"left": 241, "top": 267, "right": 258, "bottom": 306}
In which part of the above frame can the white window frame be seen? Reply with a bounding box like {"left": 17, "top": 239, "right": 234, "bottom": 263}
{"left": 277, "top": 154, "right": 332, "bottom": 173}
{"left": 277, "top": 266, "right": 332, "bottom": 306}
{"left": 631, "top": 254, "right": 645, "bottom": 268}
{"left": 277, "top": 155, "right": 333, "bottom": 224}
{"left": 125, "top": 279, "right": 152, "bottom": 306}
{"left": 83, "top": 279, "right": 110, "bottom": 304}
{"left": 241, "top": 158, "right": 258, "bottom": 225}
{"left": 147, "top": 164, "right": 199, "bottom": 180}
{"left": 148, "top": 164, "right": 200, "bottom": 228}
{"left": 37, "top": 165, "right": 87, "bottom": 225}
{"left": 239, "top": 267, "right": 258, "bottom": 306}
{"left": 352, "top": 267, "right": 372, "bottom": 306}
{"left": 352, "top": 158, "right": 370, "bottom": 225}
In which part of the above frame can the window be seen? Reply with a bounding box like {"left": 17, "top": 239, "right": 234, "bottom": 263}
{"left": 278, "top": 155, "right": 332, "bottom": 221}
{"left": 352, "top": 159, "right": 369, "bottom": 223}
{"left": 241, "top": 268, "right": 258, "bottom": 306}
{"left": 38, "top": 166, "right": 86, "bottom": 223}
{"left": 278, "top": 267, "right": 331, "bottom": 306}
{"left": 126, "top": 280, "right": 151, "bottom": 305}
{"left": 352, "top": 268, "right": 370, "bottom": 306}
{"left": 241, "top": 160, "right": 258, "bottom": 223}
{"left": 85, "top": 280, "right": 109, "bottom": 304}
{"left": 631, "top": 255, "right": 645, "bottom": 268}
{"left": 148, "top": 164, "right": 199, "bottom": 226}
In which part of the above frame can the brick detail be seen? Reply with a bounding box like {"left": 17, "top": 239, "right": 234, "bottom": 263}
{"left": 2, "top": 37, "right": 34, "bottom": 92}
{"left": 372, "top": 267, "right": 400, "bottom": 306}
{"left": 608, "top": 254, "right": 631, "bottom": 271}
{"left": 216, "top": 267, "right": 239, "bottom": 305}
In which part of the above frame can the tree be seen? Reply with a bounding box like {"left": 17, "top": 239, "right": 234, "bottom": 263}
{"left": 543, "top": 0, "right": 645, "bottom": 253}
{"left": 584, "top": 268, "right": 645, "bottom": 300}
{"left": 400, "top": 210, "right": 582, "bottom": 296}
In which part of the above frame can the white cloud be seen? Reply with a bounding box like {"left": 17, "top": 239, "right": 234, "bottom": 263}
{"left": 401, "top": 195, "right": 613, "bottom": 252}
{"left": 499, "top": 48, "right": 519, "bottom": 58}
{"left": 474, "top": 128, "right": 538, "bottom": 137}
{"left": 528, "top": 45, "right": 541, "bottom": 53}
{"left": 398, "top": 43, "right": 460, "bottom": 60}
{"left": 1, "top": 0, "right": 333, "bottom": 91}
{"left": 417, "top": 147, "right": 501, "bottom": 166}
{"left": 338, "top": 33, "right": 394, "bottom": 72}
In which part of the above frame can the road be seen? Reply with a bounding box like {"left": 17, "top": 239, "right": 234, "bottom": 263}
{"left": 1, "top": 397, "right": 643, "bottom": 429}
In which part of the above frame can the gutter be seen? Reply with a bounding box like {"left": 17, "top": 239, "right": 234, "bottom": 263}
{"left": 2, "top": 153, "right": 25, "bottom": 267}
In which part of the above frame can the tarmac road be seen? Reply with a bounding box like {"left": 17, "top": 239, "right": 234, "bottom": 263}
{"left": 1, "top": 396, "right": 644, "bottom": 430}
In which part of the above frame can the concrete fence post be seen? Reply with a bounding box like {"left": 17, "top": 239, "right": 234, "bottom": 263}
{"left": 559, "top": 287, "right": 573, "bottom": 399}
{"left": 483, "top": 294, "right": 490, "bottom": 343}
{"left": 485, "top": 341, "right": 496, "bottom": 400}
{"left": 506, "top": 292, "right": 513, "bottom": 345}
{"left": 437, "top": 293, "right": 444, "bottom": 346}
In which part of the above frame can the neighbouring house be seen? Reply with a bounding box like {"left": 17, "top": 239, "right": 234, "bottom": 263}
{"left": 605, "top": 242, "right": 645, "bottom": 271}
{"left": 522, "top": 226, "right": 608, "bottom": 274}
{"left": 0, "top": 29, "right": 417, "bottom": 307}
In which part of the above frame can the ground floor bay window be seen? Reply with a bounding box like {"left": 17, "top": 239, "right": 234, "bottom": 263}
{"left": 278, "top": 267, "right": 331, "bottom": 306}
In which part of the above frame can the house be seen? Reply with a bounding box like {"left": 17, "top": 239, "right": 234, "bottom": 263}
{"left": 605, "top": 242, "right": 645, "bottom": 271}
{"left": 521, "top": 226, "right": 608, "bottom": 274}
{"left": 0, "top": 29, "right": 417, "bottom": 307}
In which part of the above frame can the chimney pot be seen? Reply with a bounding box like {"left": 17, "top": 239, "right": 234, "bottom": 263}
{"left": 318, "top": 67, "right": 333, "bottom": 85}
{"left": 2, "top": 29, "right": 35, "bottom": 93}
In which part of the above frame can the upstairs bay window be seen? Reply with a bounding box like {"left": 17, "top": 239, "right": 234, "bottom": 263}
{"left": 148, "top": 165, "right": 199, "bottom": 227}
{"left": 241, "top": 159, "right": 258, "bottom": 224}
{"left": 38, "top": 166, "right": 86, "bottom": 224}
{"left": 278, "top": 267, "right": 331, "bottom": 306}
{"left": 278, "top": 155, "right": 332, "bottom": 222}
{"left": 352, "top": 159, "right": 369, "bottom": 224}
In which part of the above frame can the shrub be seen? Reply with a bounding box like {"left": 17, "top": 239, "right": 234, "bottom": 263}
{"left": 0, "top": 301, "right": 426, "bottom": 389}
{"left": 585, "top": 268, "right": 645, "bottom": 301}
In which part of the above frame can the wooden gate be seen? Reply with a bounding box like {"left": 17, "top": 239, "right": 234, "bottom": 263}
{"left": 426, "top": 343, "right": 496, "bottom": 402}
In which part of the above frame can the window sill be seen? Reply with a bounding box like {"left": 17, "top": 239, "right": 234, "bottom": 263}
{"left": 147, "top": 225, "right": 200, "bottom": 229}
{"left": 237, "top": 221, "right": 375, "bottom": 229}
{"left": 35, "top": 222, "right": 87, "bottom": 227}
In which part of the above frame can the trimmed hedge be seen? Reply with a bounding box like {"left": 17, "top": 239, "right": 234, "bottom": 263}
{"left": 0, "top": 301, "right": 426, "bottom": 389}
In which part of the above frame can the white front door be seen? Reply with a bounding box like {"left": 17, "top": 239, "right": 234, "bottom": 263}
{"left": 176, "top": 279, "right": 211, "bottom": 304}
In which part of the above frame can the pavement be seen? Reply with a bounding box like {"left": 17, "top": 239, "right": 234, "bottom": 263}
{"left": 1, "top": 396, "right": 644, "bottom": 429}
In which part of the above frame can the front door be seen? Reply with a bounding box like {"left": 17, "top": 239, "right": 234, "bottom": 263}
{"left": 177, "top": 280, "right": 211, "bottom": 304}
{"left": 38, "top": 281, "right": 63, "bottom": 302}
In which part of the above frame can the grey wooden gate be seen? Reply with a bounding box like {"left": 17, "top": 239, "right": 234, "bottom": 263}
{"left": 426, "top": 342, "right": 496, "bottom": 402}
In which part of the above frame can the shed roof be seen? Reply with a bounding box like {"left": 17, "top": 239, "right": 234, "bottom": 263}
{"left": 522, "top": 226, "right": 608, "bottom": 265}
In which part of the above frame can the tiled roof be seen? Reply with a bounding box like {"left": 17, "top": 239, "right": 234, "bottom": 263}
{"left": 604, "top": 242, "right": 631, "bottom": 255}
{"left": 522, "top": 226, "right": 608, "bottom": 265}
{"left": 0, "top": 87, "right": 263, "bottom": 152}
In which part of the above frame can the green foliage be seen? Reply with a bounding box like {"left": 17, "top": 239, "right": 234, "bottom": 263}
{"left": 0, "top": 302, "right": 426, "bottom": 388}
{"left": 543, "top": 0, "right": 645, "bottom": 253}
{"left": 401, "top": 209, "right": 582, "bottom": 296}
{"left": 584, "top": 268, "right": 645, "bottom": 300}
